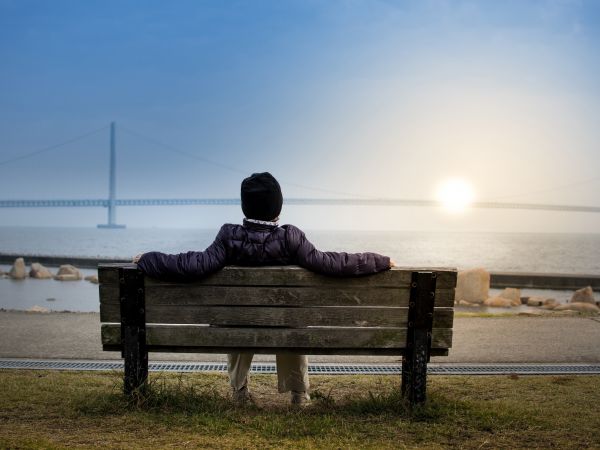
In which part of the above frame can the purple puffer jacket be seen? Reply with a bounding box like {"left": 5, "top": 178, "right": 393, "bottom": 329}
{"left": 137, "top": 220, "right": 391, "bottom": 281}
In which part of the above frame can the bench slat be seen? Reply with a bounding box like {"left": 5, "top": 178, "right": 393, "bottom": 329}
{"left": 100, "top": 304, "right": 454, "bottom": 328}
{"left": 100, "top": 285, "right": 455, "bottom": 308}
{"left": 101, "top": 324, "right": 452, "bottom": 350}
{"left": 99, "top": 265, "right": 457, "bottom": 288}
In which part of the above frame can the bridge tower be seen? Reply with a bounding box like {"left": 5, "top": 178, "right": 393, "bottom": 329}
{"left": 97, "top": 122, "right": 125, "bottom": 228}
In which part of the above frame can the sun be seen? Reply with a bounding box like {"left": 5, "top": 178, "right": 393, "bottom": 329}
{"left": 436, "top": 178, "right": 475, "bottom": 213}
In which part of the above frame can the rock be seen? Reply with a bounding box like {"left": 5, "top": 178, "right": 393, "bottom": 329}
{"left": 570, "top": 286, "right": 596, "bottom": 305}
{"left": 554, "top": 302, "right": 599, "bottom": 313}
{"left": 457, "top": 299, "right": 480, "bottom": 307}
{"left": 526, "top": 296, "right": 546, "bottom": 307}
{"left": 84, "top": 275, "right": 99, "bottom": 284}
{"left": 483, "top": 296, "right": 513, "bottom": 308}
{"left": 9, "top": 257, "right": 27, "bottom": 280}
{"left": 544, "top": 298, "right": 559, "bottom": 307}
{"left": 54, "top": 274, "right": 80, "bottom": 281}
{"left": 455, "top": 268, "right": 490, "bottom": 304}
{"left": 27, "top": 305, "right": 49, "bottom": 313}
{"left": 54, "top": 264, "right": 82, "bottom": 281}
{"left": 498, "top": 288, "right": 522, "bottom": 307}
{"left": 29, "top": 262, "right": 53, "bottom": 279}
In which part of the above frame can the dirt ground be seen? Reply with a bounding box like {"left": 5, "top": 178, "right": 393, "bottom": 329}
{"left": 1, "top": 311, "right": 599, "bottom": 363}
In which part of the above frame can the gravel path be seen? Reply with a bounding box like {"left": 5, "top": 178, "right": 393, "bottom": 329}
{"left": 1, "top": 311, "right": 599, "bottom": 363}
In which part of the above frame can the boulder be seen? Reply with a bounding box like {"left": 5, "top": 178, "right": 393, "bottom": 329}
{"left": 554, "top": 302, "right": 599, "bottom": 313}
{"left": 54, "top": 274, "right": 80, "bottom": 281}
{"left": 27, "top": 305, "right": 49, "bottom": 313}
{"left": 570, "top": 286, "right": 595, "bottom": 305}
{"left": 455, "top": 268, "right": 490, "bottom": 304}
{"left": 84, "top": 274, "right": 99, "bottom": 284}
{"left": 544, "top": 298, "right": 559, "bottom": 307}
{"left": 9, "top": 257, "right": 27, "bottom": 280}
{"left": 526, "top": 296, "right": 546, "bottom": 307}
{"left": 29, "top": 262, "right": 53, "bottom": 279}
{"left": 54, "top": 264, "right": 82, "bottom": 281}
{"left": 483, "top": 296, "right": 513, "bottom": 308}
{"left": 498, "top": 287, "right": 522, "bottom": 307}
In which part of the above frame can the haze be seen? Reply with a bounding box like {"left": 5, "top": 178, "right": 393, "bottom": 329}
{"left": 1, "top": 0, "right": 599, "bottom": 232}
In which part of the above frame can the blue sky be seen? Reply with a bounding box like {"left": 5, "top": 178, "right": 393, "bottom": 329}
{"left": 1, "top": 0, "right": 599, "bottom": 231}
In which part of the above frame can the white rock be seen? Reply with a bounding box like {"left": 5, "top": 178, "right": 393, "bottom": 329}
{"left": 54, "top": 274, "right": 80, "bottom": 281}
{"left": 498, "top": 288, "right": 522, "bottom": 307}
{"left": 570, "top": 286, "right": 596, "bottom": 305}
{"left": 27, "top": 305, "right": 49, "bottom": 313}
{"left": 84, "top": 274, "right": 99, "bottom": 284}
{"left": 554, "top": 302, "right": 599, "bottom": 313}
{"left": 483, "top": 296, "right": 513, "bottom": 308}
{"left": 455, "top": 268, "right": 490, "bottom": 304}
{"left": 9, "top": 257, "right": 27, "bottom": 280}
{"left": 29, "top": 262, "right": 53, "bottom": 279}
{"left": 54, "top": 264, "right": 82, "bottom": 281}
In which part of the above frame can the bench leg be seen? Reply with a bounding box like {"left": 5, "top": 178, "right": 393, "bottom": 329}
{"left": 401, "top": 329, "right": 429, "bottom": 405}
{"left": 119, "top": 266, "right": 148, "bottom": 395}
{"left": 123, "top": 327, "right": 148, "bottom": 395}
{"left": 402, "top": 271, "right": 436, "bottom": 406}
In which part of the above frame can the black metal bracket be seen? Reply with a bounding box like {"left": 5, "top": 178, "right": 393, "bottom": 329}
{"left": 402, "top": 271, "right": 437, "bottom": 405}
{"left": 119, "top": 266, "right": 147, "bottom": 395}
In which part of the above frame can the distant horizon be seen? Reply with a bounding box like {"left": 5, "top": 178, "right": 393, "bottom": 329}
{"left": 1, "top": 222, "right": 599, "bottom": 236}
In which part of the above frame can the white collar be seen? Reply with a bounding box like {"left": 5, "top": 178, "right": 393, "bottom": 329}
{"left": 244, "top": 217, "right": 279, "bottom": 226}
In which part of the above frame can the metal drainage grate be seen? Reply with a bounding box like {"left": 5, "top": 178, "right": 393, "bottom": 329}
{"left": 1, "top": 359, "right": 599, "bottom": 375}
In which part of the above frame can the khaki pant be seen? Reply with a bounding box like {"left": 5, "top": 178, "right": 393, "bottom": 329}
{"left": 228, "top": 353, "right": 310, "bottom": 393}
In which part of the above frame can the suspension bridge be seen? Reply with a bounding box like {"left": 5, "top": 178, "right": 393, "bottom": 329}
{"left": 1, "top": 122, "right": 599, "bottom": 228}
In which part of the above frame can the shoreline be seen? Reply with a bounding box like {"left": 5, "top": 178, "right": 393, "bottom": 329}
{"left": 2, "top": 252, "right": 599, "bottom": 289}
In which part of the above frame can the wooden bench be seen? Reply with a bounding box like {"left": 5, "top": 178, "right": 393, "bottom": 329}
{"left": 98, "top": 264, "right": 457, "bottom": 405}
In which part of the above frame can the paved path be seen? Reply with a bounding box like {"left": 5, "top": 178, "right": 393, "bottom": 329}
{"left": 1, "top": 311, "right": 599, "bottom": 363}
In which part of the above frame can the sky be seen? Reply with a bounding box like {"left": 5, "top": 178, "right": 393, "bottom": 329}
{"left": 0, "top": 0, "right": 599, "bottom": 231}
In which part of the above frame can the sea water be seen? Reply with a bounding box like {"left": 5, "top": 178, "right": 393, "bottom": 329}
{"left": 1, "top": 226, "right": 599, "bottom": 312}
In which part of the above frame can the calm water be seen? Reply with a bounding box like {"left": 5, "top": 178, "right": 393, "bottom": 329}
{"left": 1, "top": 226, "right": 599, "bottom": 312}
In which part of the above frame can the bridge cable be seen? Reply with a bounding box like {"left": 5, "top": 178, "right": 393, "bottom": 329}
{"left": 0, "top": 125, "right": 109, "bottom": 168}
{"left": 119, "top": 125, "right": 376, "bottom": 199}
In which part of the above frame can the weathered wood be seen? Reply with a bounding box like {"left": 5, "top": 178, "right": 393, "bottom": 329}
{"left": 100, "top": 284, "right": 455, "bottom": 308}
{"left": 102, "top": 344, "right": 449, "bottom": 356}
{"left": 118, "top": 266, "right": 148, "bottom": 395}
{"left": 101, "top": 324, "right": 453, "bottom": 349}
{"left": 402, "top": 272, "right": 436, "bottom": 405}
{"left": 99, "top": 264, "right": 457, "bottom": 289}
{"left": 100, "top": 304, "right": 454, "bottom": 328}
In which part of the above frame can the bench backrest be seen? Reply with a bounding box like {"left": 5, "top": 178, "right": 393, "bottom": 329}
{"left": 99, "top": 264, "right": 456, "bottom": 356}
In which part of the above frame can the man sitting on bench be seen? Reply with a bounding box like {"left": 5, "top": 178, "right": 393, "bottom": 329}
{"left": 133, "top": 172, "right": 394, "bottom": 406}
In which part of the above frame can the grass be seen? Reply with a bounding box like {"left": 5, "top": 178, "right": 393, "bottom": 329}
{"left": 1, "top": 370, "right": 599, "bottom": 449}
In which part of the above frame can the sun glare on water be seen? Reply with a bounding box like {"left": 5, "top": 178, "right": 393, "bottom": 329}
{"left": 436, "top": 178, "right": 475, "bottom": 213}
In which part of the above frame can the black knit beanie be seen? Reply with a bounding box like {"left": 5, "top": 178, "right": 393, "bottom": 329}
{"left": 241, "top": 172, "right": 283, "bottom": 221}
